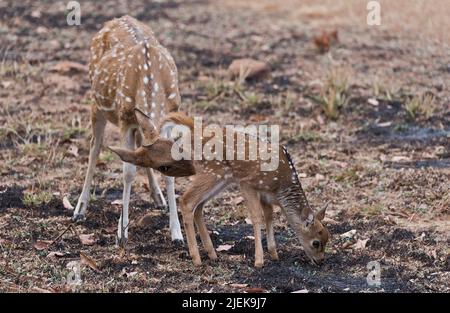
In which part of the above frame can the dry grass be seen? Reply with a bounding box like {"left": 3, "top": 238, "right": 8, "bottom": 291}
{"left": 315, "top": 68, "right": 350, "bottom": 119}
{"left": 404, "top": 93, "right": 436, "bottom": 120}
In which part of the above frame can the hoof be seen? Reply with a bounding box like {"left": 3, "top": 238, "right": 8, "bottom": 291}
{"left": 155, "top": 204, "right": 168, "bottom": 210}
{"left": 116, "top": 235, "right": 128, "bottom": 248}
{"left": 208, "top": 252, "right": 218, "bottom": 261}
{"left": 192, "top": 258, "right": 202, "bottom": 266}
{"left": 269, "top": 251, "right": 279, "bottom": 261}
{"left": 72, "top": 213, "right": 86, "bottom": 222}
{"left": 171, "top": 239, "right": 184, "bottom": 248}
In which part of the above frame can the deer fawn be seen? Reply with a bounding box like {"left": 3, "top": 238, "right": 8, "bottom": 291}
{"left": 112, "top": 112, "right": 330, "bottom": 267}
{"left": 73, "top": 15, "right": 195, "bottom": 246}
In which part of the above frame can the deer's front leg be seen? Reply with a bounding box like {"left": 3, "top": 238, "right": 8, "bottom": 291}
{"left": 117, "top": 128, "right": 136, "bottom": 247}
{"left": 165, "top": 176, "right": 184, "bottom": 242}
{"left": 73, "top": 110, "right": 106, "bottom": 221}
{"left": 145, "top": 168, "right": 167, "bottom": 208}
{"left": 241, "top": 186, "right": 264, "bottom": 268}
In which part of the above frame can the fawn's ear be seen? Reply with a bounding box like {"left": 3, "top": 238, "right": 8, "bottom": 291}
{"left": 315, "top": 202, "right": 329, "bottom": 221}
{"left": 300, "top": 209, "right": 315, "bottom": 228}
{"left": 108, "top": 146, "right": 138, "bottom": 164}
{"left": 134, "top": 108, "right": 158, "bottom": 146}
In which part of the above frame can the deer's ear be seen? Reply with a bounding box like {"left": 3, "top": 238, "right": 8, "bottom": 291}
{"left": 315, "top": 202, "right": 329, "bottom": 221}
{"left": 108, "top": 146, "right": 139, "bottom": 164}
{"left": 134, "top": 108, "right": 158, "bottom": 146}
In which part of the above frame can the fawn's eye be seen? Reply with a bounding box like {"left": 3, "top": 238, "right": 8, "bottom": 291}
{"left": 158, "top": 165, "right": 170, "bottom": 172}
{"left": 312, "top": 240, "right": 321, "bottom": 249}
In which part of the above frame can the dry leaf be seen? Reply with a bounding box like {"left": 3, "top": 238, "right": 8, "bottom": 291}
{"left": 51, "top": 61, "right": 88, "bottom": 74}
{"left": 233, "top": 196, "right": 244, "bottom": 206}
{"left": 80, "top": 252, "right": 100, "bottom": 272}
{"left": 217, "top": 244, "right": 234, "bottom": 252}
{"left": 368, "top": 98, "right": 379, "bottom": 106}
{"left": 1, "top": 81, "right": 13, "bottom": 89}
{"left": 245, "top": 287, "right": 267, "bottom": 293}
{"left": 245, "top": 218, "right": 253, "bottom": 225}
{"left": 79, "top": 233, "right": 96, "bottom": 246}
{"left": 32, "top": 287, "right": 53, "bottom": 293}
{"left": 354, "top": 238, "right": 369, "bottom": 250}
{"left": 340, "top": 229, "right": 356, "bottom": 239}
{"left": 137, "top": 212, "right": 160, "bottom": 227}
{"left": 249, "top": 114, "right": 268, "bottom": 122}
{"left": 95, "top": 159, "right": 107, "bottom": 167}
{"left": 377, "top": 121, "right": 392, "bottom": 127}
{"left": 313, "top": 30, "right": 338, "bottom": 53}
{"left": 228, "top": 58, "right": 270, "bottom": 80}
{"left": 230, "top": 283, "right": 248, "bottom": 289}
{"left": 47, "top": 251, "right": 65, "bottom": 259}
{"left": 34, "top": 240, "right": 52, "bottom": 250}
{"left": 292, "top": 289, "right": 309, "bottom": 293}
{"left": 111, "top": 199, "right": 123, "bottom": 205}
{"left": 392, "top": 156, "right": 410, "bottom": 162}
{"left": 315, "top": 173, "right": 326, "bottom": 181}
{"left": 63, "top": 196, "right": 74, "bottom": 210}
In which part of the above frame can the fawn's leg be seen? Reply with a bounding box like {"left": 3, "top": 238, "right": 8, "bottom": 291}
{"left": 180, "top": 174, "right": 229, "bottom": 265}
{"left": 241, "top": 185, "right": 264, "bottom": 268}
{"left": 165, "top": 176, "right": 183, "bottom": 242}
{"left": 261, "top": 200, "right": 278, "bottom": 261}
{"left": 194, "top": 204, "right": 217, "bottom": 260}
{"left": 73, "top": 109, "right": 106, "bottom": 221}
{"left": 117, "top": 127, "right": 136, "bottom": 247}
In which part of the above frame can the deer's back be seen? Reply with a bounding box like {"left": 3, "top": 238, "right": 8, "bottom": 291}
{"left": 89, "top": 15, "right": 180, "bottom": 127}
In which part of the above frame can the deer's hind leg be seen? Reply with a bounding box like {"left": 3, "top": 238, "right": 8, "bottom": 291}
{"left": 180, "top": 174, "right": 230, "bottom": 265}
{"left": 73, "top": 108, "right": 106, "bottom": 221}
{"left": 194, "top": 203, "right": 217, "bottom": 261}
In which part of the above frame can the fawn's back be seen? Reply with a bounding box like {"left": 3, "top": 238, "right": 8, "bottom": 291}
{"left": 89, "top": 15, "right": 181, "bottom": 128}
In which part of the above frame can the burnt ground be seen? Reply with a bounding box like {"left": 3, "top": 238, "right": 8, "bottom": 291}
{"left": 0, "top": 0, "right": 449, "bottom": 293}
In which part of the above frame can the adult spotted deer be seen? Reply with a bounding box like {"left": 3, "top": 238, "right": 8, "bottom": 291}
{"left": 112, "top": 112, "right": 330, "bottom": 267}
{"left": 73, "top": 15, "right": 195, "bottom": 246}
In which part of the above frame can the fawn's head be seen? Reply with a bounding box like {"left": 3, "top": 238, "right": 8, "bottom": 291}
{"left": 297, "top": 204, "right": 330, "bottom": 265}
{"left": 109, "top": 109, "right": 195, "bottom": 177}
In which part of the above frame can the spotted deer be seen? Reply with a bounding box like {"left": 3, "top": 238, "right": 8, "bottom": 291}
{"left": 111, "top": 112, "right": 330, "bottom": 267}
{"left": 73, "top": 15, "right": 195, "bottom": 246}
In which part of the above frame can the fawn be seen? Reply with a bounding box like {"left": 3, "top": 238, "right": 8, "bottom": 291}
{"left": 111, "top": 112, "right": 330, "bottom": 267}
{"left": 73, "top": 15, "right": 195, "bottom": 246}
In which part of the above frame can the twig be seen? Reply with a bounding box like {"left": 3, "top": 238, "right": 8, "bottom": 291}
{"left": 50, "top": 223, "right": 73, "bottom": 246}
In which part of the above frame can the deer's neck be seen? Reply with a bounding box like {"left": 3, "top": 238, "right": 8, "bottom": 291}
{"left": 276, "top": 147, "right": 313, "bottom": 226}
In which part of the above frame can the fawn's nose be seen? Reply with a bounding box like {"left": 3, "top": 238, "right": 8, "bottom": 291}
{"left": 312, "top": 257, "right": 324, "bottom": 266}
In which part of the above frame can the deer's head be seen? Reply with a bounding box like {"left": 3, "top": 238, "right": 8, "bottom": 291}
{"left": 109, "top": 109, "right": 195, "bottom": 177}
{"left": 297, "top": 204, "right": 330, "bottom": 265}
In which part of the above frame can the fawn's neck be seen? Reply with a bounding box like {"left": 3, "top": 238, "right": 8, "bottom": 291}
{"left": 276, "top": 147, "right": 313, "bottom": 225}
